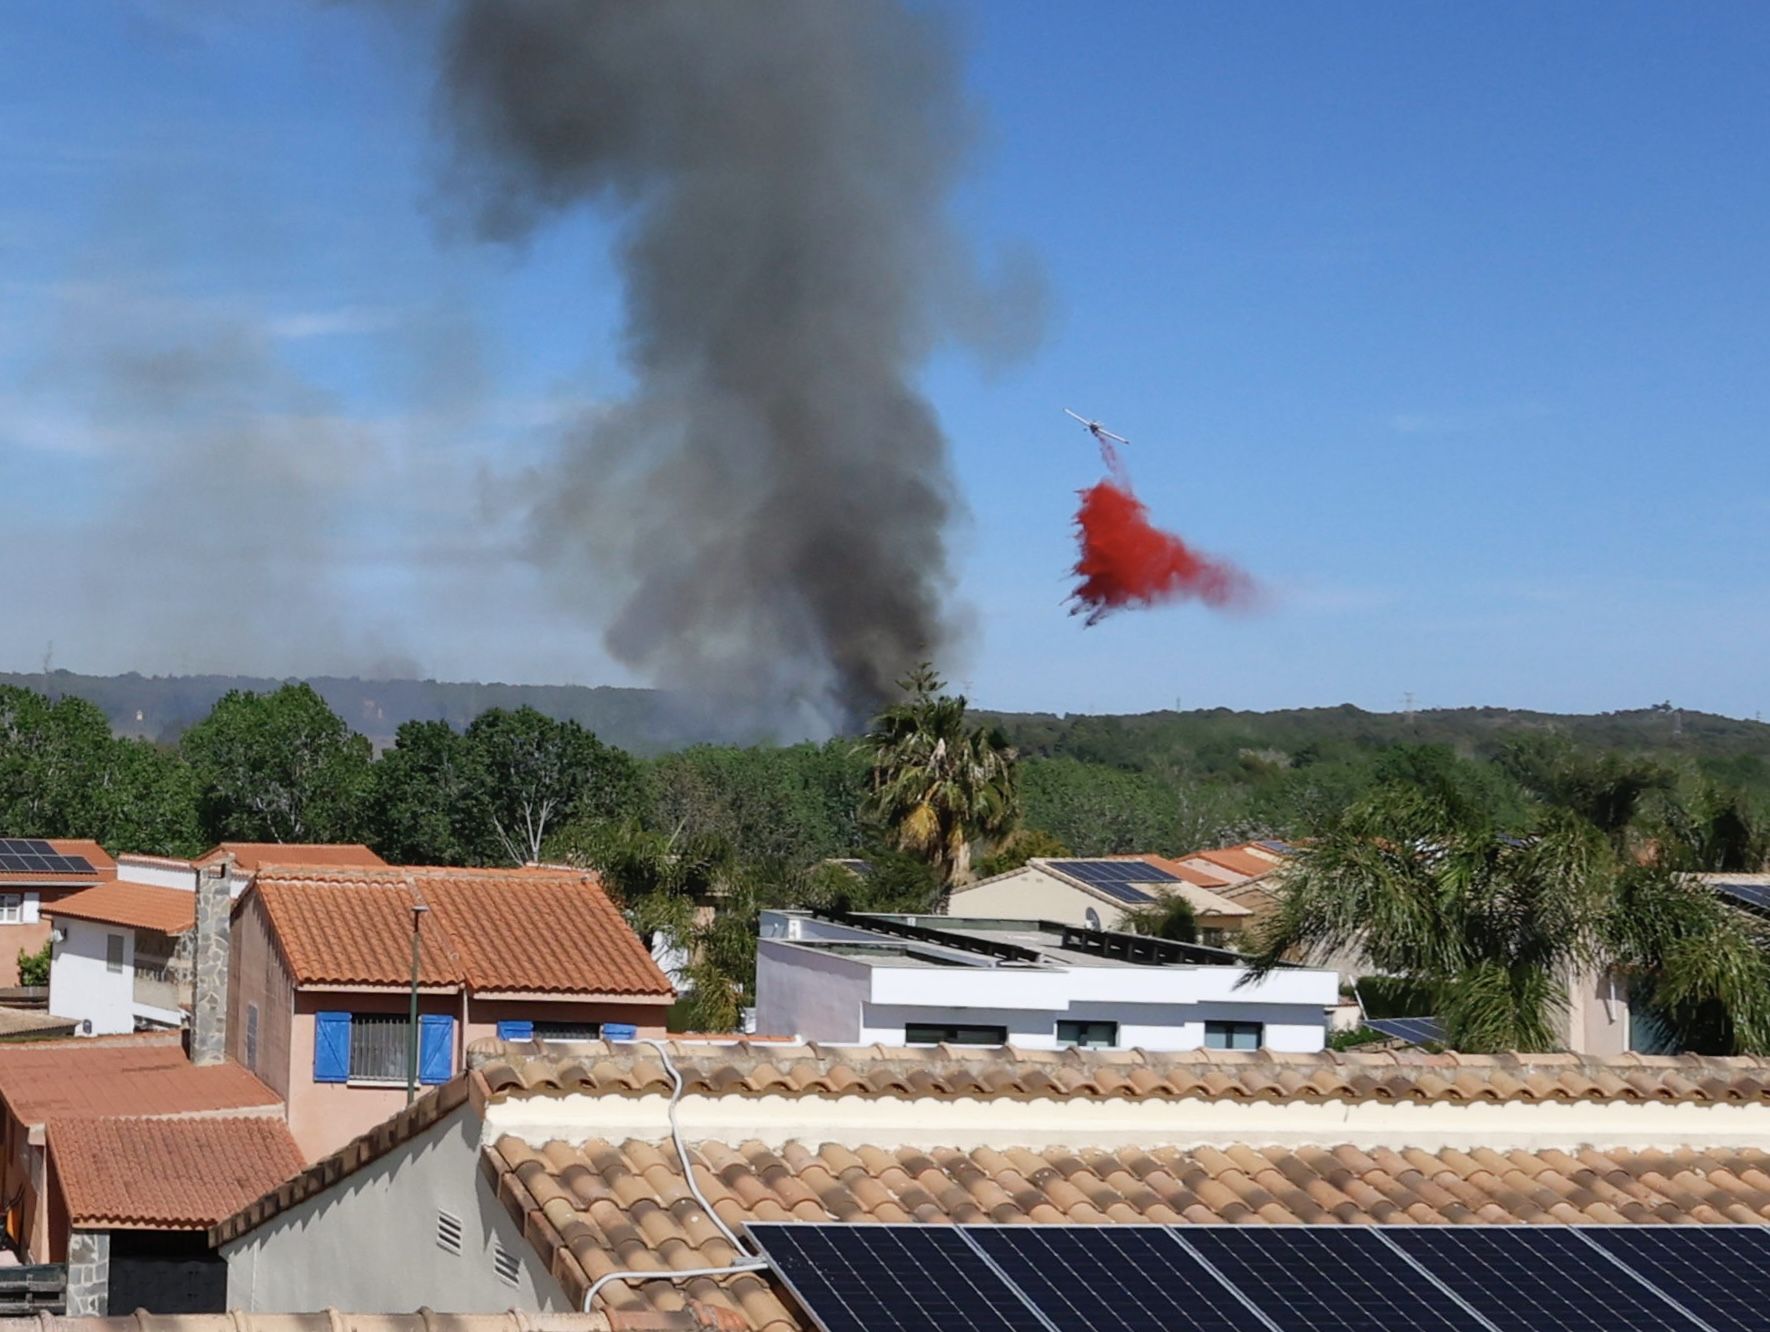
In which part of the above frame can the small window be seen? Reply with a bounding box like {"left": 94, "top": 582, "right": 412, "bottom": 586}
{"left": 244, "top": 1003, "right": 260, "bottom": 1071}
{"left": 0, "top": 896, "right": 21, "bottom": 926}
{"left": 1204, "top": 1020, "right": 1263, "bottom": 1051}
{"left": 904, "top": 1022, "right": 1007, "bottom": 1046}
{"left": 1058, "top": 1019, "right": 1118, "bottom": 1049}
{"left": 493, "top": 1242, "right": 521, "bottom": 1286}
{"left": 348, "top": 1014, "right": 412, "bottom": 1082}
{"left": 437, "top": 1210, "right": 463, "bottom": 1256}
{"left": 534, "top": 1021, "right": 602, "bottom": 1044}
{"left": 105, "top": 934, "right": 125, "bottom": 974}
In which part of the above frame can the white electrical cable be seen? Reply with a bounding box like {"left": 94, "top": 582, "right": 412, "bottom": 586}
{"left": 580, "top": 1037, "right": 771, "bottom": 1312}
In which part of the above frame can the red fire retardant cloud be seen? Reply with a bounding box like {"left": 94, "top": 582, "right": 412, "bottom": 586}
{"left": 1070, "top": 481, "right": 1255, "bottom": 624}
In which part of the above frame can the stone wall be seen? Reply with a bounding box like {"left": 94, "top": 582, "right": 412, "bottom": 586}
{"left": 65, "top": 1229, "right": 108, "bottom": 1316}
{"left": 191, "top": 858, "right": 232, "bottom": 1066}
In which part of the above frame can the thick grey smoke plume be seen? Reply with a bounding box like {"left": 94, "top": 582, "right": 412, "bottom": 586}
{"left": 435, "top": 0, "right": 1034, "bottom": 729}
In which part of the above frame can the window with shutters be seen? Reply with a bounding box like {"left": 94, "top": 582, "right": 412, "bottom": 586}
{"left": 535, "top": 1021, "right": 602, "bottom": 1043}
{"left": 348, "top": 1014, "right": 411, "bottom": 1082}
{"left": 0, "top": 896, "right": 21, "bottom": 926}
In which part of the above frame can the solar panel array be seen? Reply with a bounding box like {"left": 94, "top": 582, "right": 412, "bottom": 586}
{"left": 1044, "top": 859, "right": 1179, "bottom": 904}
{"left": 1365, "top": 1016, "right": 1446, "bottom": 1046}
{"left": 0, "top": 838, "right": 94, "bottom": 876}
{"left": 1256, "top": 839, "right": 1294, "bottom": 854}
{"left": 1712, "top": 880, "right": 1770, "bottom": 914}
{"left": 748, "top": 1224, "right": 1770, "bottom": 1332}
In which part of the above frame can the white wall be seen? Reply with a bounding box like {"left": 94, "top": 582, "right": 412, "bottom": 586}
{"left": 753, "top": 939, "right": 869, "bottom": 1042}
{"left": 222, "top": 1105, "right": 569, "bottom": 1313}
{"left": 112, "top": 859, "right": 198, "bottom": 891}
{"left": 49, "top": 919, "right": 135, "bottom": 1035}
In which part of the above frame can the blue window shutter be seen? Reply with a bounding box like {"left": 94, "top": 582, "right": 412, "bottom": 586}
{"left": 419, "top": 1014, "right": 455, "bottom": 1084}
{"left": 496, "top": 1020, "right": 533, "bottom": 1042}
{"left": 314, "top": 1011, "right": 351, "bottom": 1083}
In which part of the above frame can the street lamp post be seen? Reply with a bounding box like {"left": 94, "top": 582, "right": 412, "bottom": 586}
{"left": 406, "top": 902, "right": 429, "bottom": 1106}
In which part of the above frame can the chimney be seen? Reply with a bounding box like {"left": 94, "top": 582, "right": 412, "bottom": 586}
{"left": 191, "top": 854, "right": 232, "bottom": 1065}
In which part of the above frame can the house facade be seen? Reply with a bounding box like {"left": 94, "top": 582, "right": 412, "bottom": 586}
{"left": 45, "top": 883, "right": 197, "bottom": 1035}
{"left": 946, "top": 852, "right": 1271, "bottom": 942}
{"left": 227, "top": 865, "right": 674, "bottom": 1160}
{"left": 0, "top": 839, "right": 116, "bottom": 988}
{"left": 753, "top": 910, "right": 1338, "bottom": 1051}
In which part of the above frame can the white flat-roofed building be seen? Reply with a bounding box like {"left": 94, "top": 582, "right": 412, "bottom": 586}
{"left": 755, "top": 909, "right": 1337, "bottom": 1052}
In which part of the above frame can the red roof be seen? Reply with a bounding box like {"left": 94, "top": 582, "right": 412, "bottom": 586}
{"left": 49, "top": 1116, "right": 304, "bottom": 1228}
{"left": 0, "top": 1039, "right": 280, "bottom": 1126}
{"left": 197, "top": 843, "right": 388, "bottom": 872}
{"left": 43, "top": 881, "right": 197, "bottom": 935}
{"left": 250, "top": 866, "right": 674, "bottom": 997}
{"left": 1187, "top": 847, "right": 1276, "bottom": 878}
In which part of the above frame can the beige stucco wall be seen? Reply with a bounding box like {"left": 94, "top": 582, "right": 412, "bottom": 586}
{"left": 948, "top": 869, "right": 1126, "bottom": 928}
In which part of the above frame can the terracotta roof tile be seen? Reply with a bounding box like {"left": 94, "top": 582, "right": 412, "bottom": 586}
{"left": 251, "top": 866, "right": 672, "bottom": 996}
{"left": 0, "top": 1038, "right": 280, "bottom": 1125}
{"left": 49, "top": 1115, "right": 305, "bottom": 1227}
{"left": 468, "top": 1039, "right": 1770, "bottom": 1110}
{"left": 485, "top": 1134, "right": 1770, "bottom": 1326}
{"left": 197, "top": 842, "right": 388, "bottom": 870}
{"left": 43, "top": 880, "right": 197, "bottom": 934}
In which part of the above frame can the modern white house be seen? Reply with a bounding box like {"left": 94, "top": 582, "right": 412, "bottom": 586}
{"left": 44, "top": 881, "right": 198, "bottom": 1035}
{"left": 754, "top": 910, "right": 1339, "bottom": 1051}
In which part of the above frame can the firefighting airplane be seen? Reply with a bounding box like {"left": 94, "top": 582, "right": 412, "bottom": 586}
{"left": 1063, "top": 407, "right": 1129, "bottom": 448}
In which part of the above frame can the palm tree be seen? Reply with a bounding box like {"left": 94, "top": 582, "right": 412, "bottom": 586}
{"left": 1243, "top": 782, "right": 1770, "bottom": 1055}
{"left": 863, "top": 665, "right": 1018, "bottom": 910}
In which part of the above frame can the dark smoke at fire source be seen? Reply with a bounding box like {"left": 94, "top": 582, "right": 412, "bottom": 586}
{"left": 433, "top": 1, "right": 1036, "bottom": 732}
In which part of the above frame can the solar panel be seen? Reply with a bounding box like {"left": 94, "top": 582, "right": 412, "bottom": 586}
{"left": 746, "top": 1224, "right": 1048, "bottom": 1332}
{"left": 1047, "top": 860, "right": 1174, "bottom": 904}
{"left": 1713, "top": 881, "right": 1770, "bottom": 913}
{"left": 0, "top": 840, "right": 94, "bottom": 875}
{"left": 1387, "top": 1227, "right": 1706, "bottom": 1332}
{"left": 1581, "top": 1226, "right": 1770, "bottom": 1332}
{"left": 1182, "top": 1227, "right": 1490, "bottom": 1332}
{"left": 968, "top": 1226, "right": 1267, "bottom": 1332}
{"left": 1366, "top": 1017, "right": 1446, "bottom": 1046}
{"left": 1256, "top": 839, "right": 1293, "bottom": 854}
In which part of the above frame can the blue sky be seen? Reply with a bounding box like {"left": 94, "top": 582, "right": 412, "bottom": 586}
{"left": 2, "top": 3, "right": 1766, "bottom": 721}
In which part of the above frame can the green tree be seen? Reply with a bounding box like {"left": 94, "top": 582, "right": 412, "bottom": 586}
{"left": 180, "top": 684, "right": 372, "bottom": 843}
{"left": 1245, "top": 783, "right": 1770, "bottom": 1054}
{"left": 87, "top": 740, "right": 203, "bottom": 856}
{"left": 972, "top": 827, "right": 1071, "bottom": 879}
{"left": 463, "top": 708, "right": 643, "bottom": 864}
{"left": 0, "top": 688, "right": 117, "bottom": 836}
{"left": 15, "top": 942, "right": 50, "bottom": 988}
{"left": 1120, "top": 892, "right": 1199, "bottom": 944}
{"left": 863, "top": 666, "right": 1018, "bottom": 906}
{"left": 367, "top": 721, "right": 481, "bottom": 864}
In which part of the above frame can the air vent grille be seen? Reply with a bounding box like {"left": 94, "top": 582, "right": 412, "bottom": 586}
{"left": 437, "top": 1210, "right": 463, "bottom": 1255}
{"left": 493, "top": 1242, "right": 521, "bottom": 1286}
